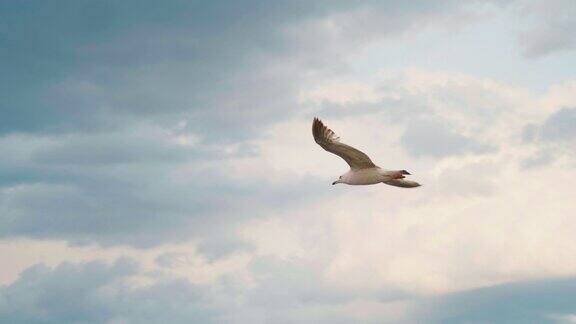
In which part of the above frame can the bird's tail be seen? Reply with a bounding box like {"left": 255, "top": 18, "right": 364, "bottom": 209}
{"left": 383, "top": 179, "right": 421, "bottom": 188}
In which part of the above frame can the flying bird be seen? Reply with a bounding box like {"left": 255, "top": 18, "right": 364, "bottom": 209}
{"left": 312, "top": 118, "right": 421, "bottom": 188}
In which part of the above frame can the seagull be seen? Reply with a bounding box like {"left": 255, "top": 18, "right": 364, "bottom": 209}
{"left": 312, "top": 118, "right": 421, "bottom": 188}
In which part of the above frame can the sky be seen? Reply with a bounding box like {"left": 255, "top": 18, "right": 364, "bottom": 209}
{"left": 1, "top": 0, "right": 576, "bottom": 323}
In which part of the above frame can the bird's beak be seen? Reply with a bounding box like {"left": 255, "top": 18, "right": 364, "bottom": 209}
{"left": 332, "top": 181, "right": 337, "bottom": 185}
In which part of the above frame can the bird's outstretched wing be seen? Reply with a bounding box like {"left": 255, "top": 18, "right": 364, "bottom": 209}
{"left": 312, "top": 117, "right": 376, "bottom": 169}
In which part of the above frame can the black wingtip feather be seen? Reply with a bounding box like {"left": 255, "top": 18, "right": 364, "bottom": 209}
{"left": 312, "top": 117, "right": 325, "bottom": 143}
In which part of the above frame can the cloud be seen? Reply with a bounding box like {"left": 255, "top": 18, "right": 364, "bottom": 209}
{"left": 2, "top": 1, "right": 576, "bottom": 323}
{"left": 539, "top": 107, "right": 576, "bottom": 142}
{"left": 0, "top": 258, "right": 222, "bottom": 324}
{"left": 0, "top": 123, "right": 333, "bottom": 249}
{"left": 305, "top": 70, "right": 528, "bottom": 161}
{"left": 5, "top": 255, "right": 576, "bottom": 323}
{"left": 0, "top": 0, "right": 310, "bottom": 137}
{"left": 519, "top": 0, "right": 576, "bottom": 58}
{"left": 0, "top": 0, "right": 496, "bottom": 140}
{"left": 0, "top": 255, "right": 410, "bottom": 324}
{"left": 520, "top": 107, "right": 576, "bottom": 167}
{"left": 0, "top": 1, "right": 509, "bottom": 250}
{"left": 401, "top": 118, "right": 494, "bottom": 158}
{"left": 414, "top": 276, "right": 576, "bottom": 323}
{"left": 521, "top": 148, "right": 555, "bottom": 168}
{"left": 0, "top": 167, "right": 329, "bottom": 248}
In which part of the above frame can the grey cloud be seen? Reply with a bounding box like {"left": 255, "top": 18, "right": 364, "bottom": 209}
{"left": 520, "top": 157, "right": 550, "bottom": 169}
{"left": 0, "top": 134, "right": 287, "bottom": 249}
{"left": 521, "top": 149, "right": 555, "bottom": 168}
{"left": 519, "top": 0, "right": 576, "bottom": 58}
{"left": 5, "top": 257, "right": 576, "bottom": 324}
{"left": 244, "top": 256, "right": 412, "bottom": 323}
{"left": 1, "top": 0, "right": 504, "bottom": 140}
{"left": 196, "top": 236, "right": 255, "bottom": 261}
{"left": 521, "top": 107, "right": 576, "bottom": 168}
{"left": 539, "top": 107, "right": 576, "bottom": 142}
{"left": 0, "top": 0, "right": 321, "bottom": 137}
{"left": 32, "top": 133, "right": 194, "bottom": 166}
{"left": 0, "top": 258, "right": 220, "bottom": 324}
{"left": 0, "top": 127, "right": 330, "bottom": 250}
{"left": 414, "top": 276, "right": 576, "bottom": 323}
{"left": 314, "top": 98, "right": 496, "bottom": 160}
{"left": 522, "top": 123, "right": 538, "bottom": 142}
{"left": 0, "top": 256, "right": 411, "bottom": 324}
{"left": 0, "top": 129, "right": 258, "bottom": 186}
{"left": 312, "top": 71, "right": 514, "bottom": 155}
{"left": 0, "top": 0, "right": 509, "bottom": 250}
{"left": 401, "top": 118, "right": 494, "bottom": 158}
{"left": 0, "top": 165, "right": 330, "bottom": 248}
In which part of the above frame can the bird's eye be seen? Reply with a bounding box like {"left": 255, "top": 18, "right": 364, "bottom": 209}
{"left": 339, "top": 176, "right": 342, "bottom": 179}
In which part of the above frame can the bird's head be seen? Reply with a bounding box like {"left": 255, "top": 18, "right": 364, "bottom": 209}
{"left": 332, "top": 175, "right": 343, "bottom": 185}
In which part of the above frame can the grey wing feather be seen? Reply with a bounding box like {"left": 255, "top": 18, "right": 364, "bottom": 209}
{"left": 312, "top": 118, "right": 376, "bottom": 169}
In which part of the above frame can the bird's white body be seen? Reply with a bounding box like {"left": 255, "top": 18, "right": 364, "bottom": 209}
{"left": 339, "top": 168, "right": 396, "bottom": 185}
